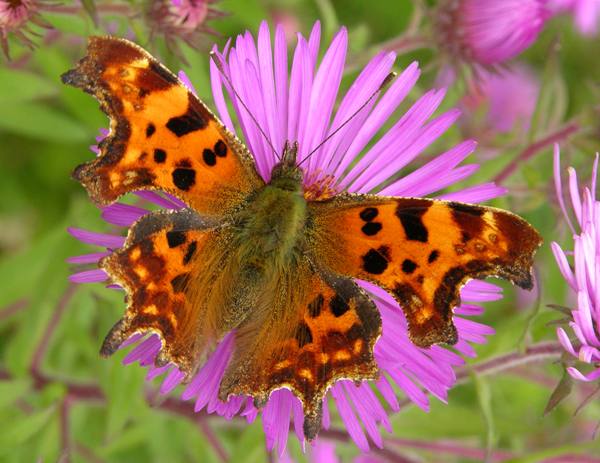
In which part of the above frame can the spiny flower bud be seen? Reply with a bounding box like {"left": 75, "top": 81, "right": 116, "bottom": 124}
{"left": 0, "top": 0, "right": 51, "bottom": 58}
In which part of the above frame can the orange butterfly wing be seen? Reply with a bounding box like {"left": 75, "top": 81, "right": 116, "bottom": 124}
{"left": 61, "top": 36, "right": 263, "bottom": 216}
{"left": 218, "top": 258, "right": 381, "bottom": 439}
{"left": 309, "top": 195, "right": 542, "bottom": 347}
{"left": 99, "top": 209, "right": 226, "bottom": 373}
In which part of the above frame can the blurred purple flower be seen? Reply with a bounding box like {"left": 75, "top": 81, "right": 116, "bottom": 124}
{"left": 147, "top": 0, "right": 222, "bottom": 52}
{"left": 461, "top": 64, "right": 540, "bottom": 136}
{"left": 69, "top": 21, "right": 507, "bottom": 455}
{"left": 549, "top": 0, "right": 600, "bottom": 36}
{"left": 0, "top": 0, "right": 50, "bottom": 58}
{"left": 553, "top": 145, "right": 600, "bottom": 382}
{"left": 168, "top": 0, "right": 209, "bottom": 30}
{"left": 435, "top": 0, "right": 549, "bottom": 67}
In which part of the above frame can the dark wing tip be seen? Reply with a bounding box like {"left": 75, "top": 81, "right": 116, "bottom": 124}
{"left": 100, "top": 318, "right": 128, "bottom": 357}
{"left": 60, "top": 68, "right": 79, "bottom": 86}
{"left": 408, "top": 319, "right": 458, "bottom": 348}
{"left": 303, "top": 407, "right": 323, "bottom": 441}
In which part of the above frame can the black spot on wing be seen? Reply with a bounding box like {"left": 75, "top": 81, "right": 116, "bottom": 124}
{"left": 214, "top": 140, "right": 227, "bottom": 157}
{"left": 450, "top": 202, "right": 485, "bottom": 243}
{"left": 146, "top": 123, "right": 156, "bottom": 138}
{"left": 183, "top": 241, "right": 197, "bottom": 265}
{"left": 154, "top": 148, "right": 166, "bottom": 163}
{"left": 149, "top": 61, "right": 179, "bottom": 85}
{"left": 359, "top": 207, "right": 378, "bottom": 222}
{"left": 428, "top": 250, "right": 439, "bottom": 263}
{"left": 172, "top": 168, "right": 196, "bottom": 190}
{"left": 346, "top": 323, "right": 363, "bottom": 342}
{"left": 166, "top": 230, "right": 186, "bottom": 248}
{"left": 402, "top": 259, "right": 418, "bottom": 274}
{"left": 295, "top": 322, "right": 313, "bottom": 348}
{"left": 171, "top": 273, "right": 191, "bottom": 293}
{"left": 361, "top": 222, "right": 382, "bottom": 236}
{"left": 330, "top": 294, "right": 349, "bottom": 317}
{"left": 396, "top": 199, "right": 430, "bottom": 242}
{"left": 308, "top": 294, "right": 324, "bottom": 318}
{"left": 166, "top": 96, "right": 208, "bottom": 137}
{"left": 203, "top": 149, "right": 216, "bottom": 166}
{"left": 449, "top": 202, "right": 484, "bottom": 216}
{"left": 362, "top": 246, "right": 390, "bottom": 275}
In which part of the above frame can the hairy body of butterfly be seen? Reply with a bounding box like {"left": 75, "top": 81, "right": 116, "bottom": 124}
{"left": 62, "top": 36, "right": 542, "bottom": 440}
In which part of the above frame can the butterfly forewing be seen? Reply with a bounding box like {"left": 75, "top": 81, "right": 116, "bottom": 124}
{"left": 309, "top": 194, "right": 542, "bottom": 347}
{"left": 61, "top": 36, "right": 263, "bottom": 216}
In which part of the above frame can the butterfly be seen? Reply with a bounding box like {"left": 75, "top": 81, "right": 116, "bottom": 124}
{"left": 62, "top": 36, "right": 542, "bottom": 440}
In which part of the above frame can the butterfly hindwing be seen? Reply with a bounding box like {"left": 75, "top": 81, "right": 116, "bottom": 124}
{"left": 309, "top": 194, "right": 542, "bottom": 347}
{"left": 100, "top": 209, "right": 228, "bottom": 373}
{"left": 61, "top": 36, "right": 264, "bottom": 216}
{"left": 218, "top": 258, "right": 381, "bottom": 439}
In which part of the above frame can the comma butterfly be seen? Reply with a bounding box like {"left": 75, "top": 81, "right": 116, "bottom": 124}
{"left": 62, "top": 37, "right": 542, "bottom": 440}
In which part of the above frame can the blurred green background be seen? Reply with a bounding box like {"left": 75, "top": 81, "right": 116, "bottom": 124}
{"left": 1, "top": 0, "right": 600, "bottom": 461}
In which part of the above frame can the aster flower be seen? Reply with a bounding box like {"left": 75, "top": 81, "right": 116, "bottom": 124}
{"left": 460, "top": 64, "right": 540, "bottom": 138}
{"left": 549, "top": 0, "right": 600, "bottom": 36}
{"left": 434, "top": 0, "right": 549, "bottom": 68}
{"left": 552, "top": 145, "right": 600, "bottom": 382}
{"left": 0, "top": 0, "right": 51, "bottom": 58}
{"left": 69, "top": 21, "right": 508, "bottom": 455}
{"left": 147, "top": 0, "right": 223, "bottom": 52}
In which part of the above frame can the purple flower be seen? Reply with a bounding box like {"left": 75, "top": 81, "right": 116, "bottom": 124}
{"left": 553, "top": 145, "right": 600, "bottom": 382}
{"left": 549, "top": 0, "right": 600, "bottom": 36}
{"left": 147, "top": 0, "right": 222, "bottom": 50}
{"left": 69, "top": 21, "right": 507, "bottom": 455}
{"left": 0, "top": 0, "right": 32, "bottom": 29}
{"left": 168, "top": 0, "right": 209, "bottom": 30}
{"left": 435, "top": 0, "right": 549, "bottom": 66}
{"left": 461, "top": 64, "right": 540, "bottom": 136}
{"left": 0, "top": 0, "right": 49, "bottom": 58}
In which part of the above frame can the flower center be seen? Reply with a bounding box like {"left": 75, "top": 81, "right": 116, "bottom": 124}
{"left": 303, "top": 171, "right": 339, "bottom": 201}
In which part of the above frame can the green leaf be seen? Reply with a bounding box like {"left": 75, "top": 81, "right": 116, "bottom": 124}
{"left": 504, "top": 442, "right": 600, "bottom": 463}
{"left": 0, "top": 101, "right": 89, "bottom": 143}
{"left": 100, "top": 355, "right": 147, "bottom": 439}
{"left": 544, "top": 369, "right": 574, "bottom": 415}
{"left": 228, "top": 421, "right": 266, "bottom": 463}
{"left": 2, "top": 221, "right": 78, "bottom": 376}
{"left": 529, "top": 36, "right": 568, "bottom": 139}
{"left": 81, "top": 0, "right": 99, "bottom": 25}
{"left": 546, "top": 304, "right": 574, "bottom": 316}
{"left": 0, "top": 68, "right": 57, "bottom": 103}
{"left": 0, "top": 379, "right": 31, "bottom": 408}
{"left": 0, "top": 406, "right": 55, "bottom": 451}
{"left": 97, "top": 423, "right": 148, "bottom": 458}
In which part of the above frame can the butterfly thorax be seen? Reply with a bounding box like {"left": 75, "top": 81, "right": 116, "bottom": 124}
{"left": 235, "top": 153, "right": 306, "bottom": 274}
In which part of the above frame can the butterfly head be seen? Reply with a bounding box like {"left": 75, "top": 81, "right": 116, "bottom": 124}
{"left": 270, "top": 141, "right": 304, "bottom": 192}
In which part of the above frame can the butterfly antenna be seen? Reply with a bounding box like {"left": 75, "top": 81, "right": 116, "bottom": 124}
{"left": 297, "top": 71, "right": 397, "bottom": 167}
{"left": 210, "top": 51, "right": 280, "bottom": 160}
